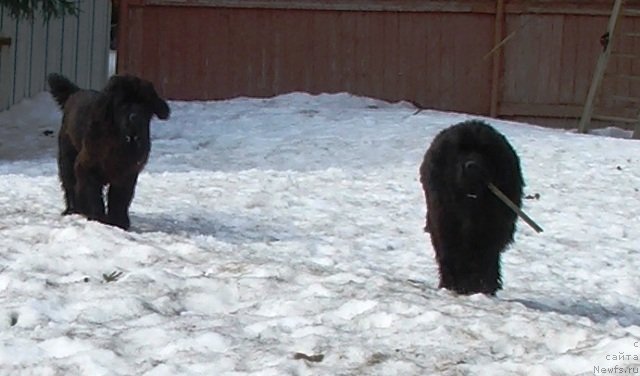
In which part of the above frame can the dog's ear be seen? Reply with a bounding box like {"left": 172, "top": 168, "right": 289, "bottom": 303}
{"left": 152, "top": 96, "right": 170, "bottom": 120}
{"left": 101, "top": 76, "right": 126, "bottom": 121}
{"left": 92, "top": 92, "right": 116, "bottom": 125}
{"left": 142, "top": 82, "right": 170, "bottom": 120}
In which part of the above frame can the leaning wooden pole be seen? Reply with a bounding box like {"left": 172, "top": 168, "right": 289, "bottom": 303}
{"left": 578, "top": 0, "right": 625, "bottom": 134}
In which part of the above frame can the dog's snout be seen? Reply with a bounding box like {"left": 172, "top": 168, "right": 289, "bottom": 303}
{"left": 125, "top": 134, "right": 140, "bottom": 144}
{"left": 464, "top": 160, "right": 479, "bottom": 171}
{"left": 460, "top": 158, "right": 486, "bottom": 183}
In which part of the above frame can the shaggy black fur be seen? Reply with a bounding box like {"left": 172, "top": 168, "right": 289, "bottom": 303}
{"left": 419, "top": 120, "right": 524, "bottom": 295}
{"left": 48, "top": 73, "right": 170, "bottom": 230}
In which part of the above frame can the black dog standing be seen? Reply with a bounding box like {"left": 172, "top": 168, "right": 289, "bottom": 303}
{"left": 48, "top": 73, "right": 170, "bottom": 230}
{"left": 420, "top": 120, "right": 524, "bottom": 295}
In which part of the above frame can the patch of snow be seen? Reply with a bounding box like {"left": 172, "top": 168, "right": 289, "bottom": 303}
{"left": 0, "top": 90, "right": 639, "bottom": 375}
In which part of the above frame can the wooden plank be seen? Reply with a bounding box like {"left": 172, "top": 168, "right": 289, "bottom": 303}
{"left": 381, "top": 10, "right": 399, "bottom": 101}
{"left": 499, "top": 102, "right": 583, "bottom": 117}
{"left": 611, "top": 94, "right": 640, "bottom": 103}
{"left": 74, "top": 0, "right": 93, "bottom": 86}
{"left": 0, "top": 9, "right": 17, "bottom": 110}
{"left": 450, "top": 14, "right": 492, "bottom": 114}
{"left": 410, "top": 11, "right": 429, "bottom": 107}
{"left": 630, "top": 17, "right": 640, "bottom": 101}
{"left": 45, "top": 15, "right": 64, "bottom": 75}
{"left": 167, "top": 11, "right": 189, "bottom": 97}
{"left": 270, "top": 9, "right": 284, "bottom": 95}
{"left": 490, "top": 0, "right": 504, "bottom": 117}
{"left": 604, "top": 73, "right": 640, "bottom": 81}
{"left": 501, "top": 14, "right": 534, "bottom": 105}
{"left": 88, "top": 0, "right": 107, "bottom": 87}
{"left": 401, "top": 13, "right": 426, "bottom": 107}
{"left": 183, "top": 6, "right": 209, "bottom": 98}
{"left": 140, "top": 0, "right": 640, "bottom": 17}
{"left": 437, "top": 15, "right": 454, "bottom": 108}
{"left": 578, "top": 0, "right": 624, "bottom": 134}
{"left": 60, "top": 11, "right": 79, "bottom": 80}
{"left": 251, "top": 9, "right": 271, "bottom": 96}
{"left": 592, "top": 114, "right": 637, "bottom": 123}
{"left": 424, "top": 13, "right": 441, "bottom": 107}
{"left": 117, "top": 0, "right": 138, "bottom": 75}
{"left": 150, "top": 7, "right": 170, "bottom": 95}
{"left": 395, "top": 12, "right": 412, "bottom": 102}
{"left": 315, "top": 10, "right": 340, "bottom": 94}
{"left": 364, "top": 11, "right": 385, "bottom": 100}
{"left": 506, "top": 1, "right": 640, "bottom": 16}
{"left": 227, "top": 8, "right": 244, "bottom": 97}
{"left": 557, "top": 14, "right": 577, "bottom": 105}
{"left": 12, "top": 17, "right": 30, "bottom": 104}
{"left": 143, "top": 0, "right": 497, "bottom": 13}
{"left": 122, "top": 6, "right": 144, "bottom": 76}
{"left": 537, "top": 15, "right": 564, "bottom": 104}
{"left": 611, "top": 52, "right": 640, "bottom": 58}
{"left": 527, "top": 16, "right": 546, "bottom": 104}
{"left": 234, "top": 8, "right": 255, "bottom": 96}
{"left": 353, "top": 11, "right": 371, "bottom": 98}
{"left": 208, "top": 7, "right": 229, "bottom": 97}
{"left": 29, "top": 13, "right": 47, "bottom": 97}
{"left": 89, "top": 0, "right": 111, "bottom": 89}
{"left": 284, "top": 10, "right": 309, "bottom": 94}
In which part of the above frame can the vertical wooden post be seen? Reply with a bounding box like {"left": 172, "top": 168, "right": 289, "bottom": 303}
{"left": 633, "top": 115, "right": 640, "bottom": 139}
{"left": 490, "top": 0, "right": 505, "bottom": 118}
{"left": 578, "top": 0, "right": 625, "bottom": 134}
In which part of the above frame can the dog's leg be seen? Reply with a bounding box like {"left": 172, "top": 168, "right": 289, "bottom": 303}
{"left": 74, "top": 163, "right": 106, "bottom": 222}
{"left": 437, "top": 248, "right": 502, "bottom": 295}
{"left": 106, "top": 174, "right": 138, "bottom": 230}
{"left": 58, "top": 134, "right": 78, "bottom": 215}
{"left": 454, "top": 252, "right": 502, "bottom": 295}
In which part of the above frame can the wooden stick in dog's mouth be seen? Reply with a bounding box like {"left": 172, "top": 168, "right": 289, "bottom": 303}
{"left": 487, "top": 182, "right": 544, "bottom": 233}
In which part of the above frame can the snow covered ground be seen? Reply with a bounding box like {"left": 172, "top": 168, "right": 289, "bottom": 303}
{"left": 0, "top": 90, "right": 639, "bottom": 376}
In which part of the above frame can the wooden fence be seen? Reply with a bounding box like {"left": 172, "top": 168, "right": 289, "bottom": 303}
{"left": 117, "top": 0, "right": 640, "bottom": 127}
{"left": 0, "top": 0, "right": 111, "bottom": 111}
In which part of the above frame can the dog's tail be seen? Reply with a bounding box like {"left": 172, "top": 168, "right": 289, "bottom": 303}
{"left": 47, "top": 73, "right": 79, "bottom": 110}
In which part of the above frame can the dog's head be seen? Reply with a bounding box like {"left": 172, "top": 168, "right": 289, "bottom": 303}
{"left": 448, "top": 121, "right": 522, "bottom": 201}
{"left": 98, "top": 75, "right": 170, "bottom": 149}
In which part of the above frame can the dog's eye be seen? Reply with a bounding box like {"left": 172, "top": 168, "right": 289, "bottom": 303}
{"left": 125, "top": 135, "right": 132, "bottom": 143}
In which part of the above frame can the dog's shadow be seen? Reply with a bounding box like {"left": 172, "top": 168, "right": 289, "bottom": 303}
{"left": 507, "top": 297, "right": 640, "bottom": 327}
{"left": 130, "top": 212, "right": 301, "bottom": 245}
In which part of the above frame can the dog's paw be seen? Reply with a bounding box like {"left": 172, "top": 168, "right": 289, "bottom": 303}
{"left": 105, "top": 216, "right": 130, "bottom": 231}
{"left": 61, "top": 208, "right": 78, "bottom": 216}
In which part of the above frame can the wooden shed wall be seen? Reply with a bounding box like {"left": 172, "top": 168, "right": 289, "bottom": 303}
{"left": 0, "top": 0, "right": 111, "bottom": 111}
{"left": 117, "top": 0, "right": 640, "bottom": 124}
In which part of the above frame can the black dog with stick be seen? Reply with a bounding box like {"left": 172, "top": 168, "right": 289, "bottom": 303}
{"left": 420, "top": 120, "right": 541, "bottom": 295}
